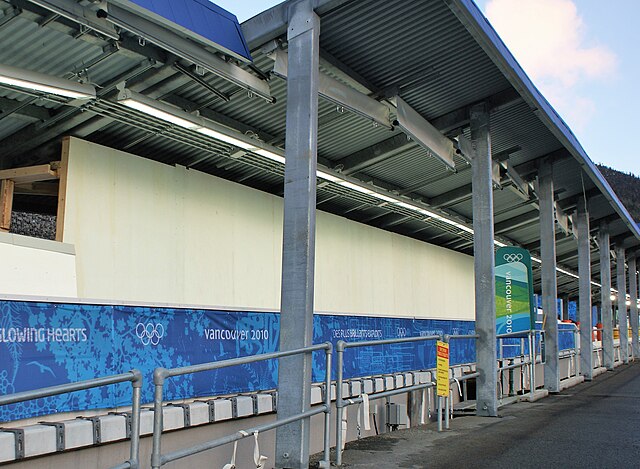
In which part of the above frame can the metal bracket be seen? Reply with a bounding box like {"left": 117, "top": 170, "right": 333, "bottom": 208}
{"left": 0, "top": 428, "right": 25, "bottom": 459}
{"left": 206, "top": 400, "right": 216, "bottom": 423}
{"left": 85, "top": 417, "right": 102, "bottom": 444}
{"left": 270, "top": 391, "right": 278, "bottom": 412}
{"left": 38, "top": 422, "right": 66, "bottom": 451}
{"left": 230, "top": 397, "right": 239, "bottom": 419}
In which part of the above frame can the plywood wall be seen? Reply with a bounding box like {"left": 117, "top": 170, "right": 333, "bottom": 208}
{"left": 62, "top": 137, "right": 475, "bottom": 320}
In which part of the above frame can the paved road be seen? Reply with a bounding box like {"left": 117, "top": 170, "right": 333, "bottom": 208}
{"left": 332, "top": 363, "right": 640, "bottom": 468}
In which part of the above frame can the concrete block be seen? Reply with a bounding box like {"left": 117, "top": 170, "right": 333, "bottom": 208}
{"left": 0, "top": 432, "right": 15, "bottom": 463}
{"left": 254, "top": 394, "right": 273, "bottom": 414}
{"left": 349, "top": 380, "right": 362, "bottom": 396}
{"left": 404, "top": 372, "right": 414, "bottom": 386}
{"left": 395, "top": 374, "right": 404, "bottom": 388}
{"left": 23, "top": 425, "right": 57, "bottom": 457}
{"left": 189, "top": 402, "right": 210, "bottom": 426}
{"left": 139, "top": 409, "right": 155, "bottom": 436}
{"left": 341, "top": 382, "right": 350, "bottom": 397}
{"left": 362, "top": 379, "right": 374, "bottom": 394}
{"left": 232, "top": 396, "right": 254, "bottom": 417}
{"left": 311, "top": 386, "right": 323, "bottom": 405}
{"left": 374, "top": 377, "right": 385, "bottom": 392}
{"left": 212, "top": 399, "right": 233, "bottom": 421}
{"left": 330, "top": 383, "right": 336, "bottom": 400}
{"left": 99, "top": 415, "right": 128, "bottom": 442}
{"left": 62, "top": 419, "right": 94, "bottom": 450}
{"left": 415, "top": 371, "right": 429, "bottom": 384}
{"left": 161, "top": 406, "right": 184, "bottom": 431}
{"left": 384, "top": 376, "right": 395, "bottom": 390}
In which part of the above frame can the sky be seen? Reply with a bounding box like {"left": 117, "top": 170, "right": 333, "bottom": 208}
{"left": 217, "top": 0, "right": 640, "bottom": 176}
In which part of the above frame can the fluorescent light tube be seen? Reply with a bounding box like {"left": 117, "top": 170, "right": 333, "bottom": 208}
{"left": 255, "top": 149, "right": 286, "bottom": 164}
{"left": 119, "top": 98, "right": 201, "bottom": 129}
{"left": 197, "top": 127, "right": 257, "bottom": 149}
{"left": 0, "top": 63, "right": 95, "bottom": 99}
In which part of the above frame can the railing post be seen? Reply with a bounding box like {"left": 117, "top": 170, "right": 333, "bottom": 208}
{"left": 528, "top": 331, "right": 536, "bottom": 400}
{"left": 320, "top": 344, "right": 332, "bottom": 469}
{"left": 151, "top": 368, "right": 167, "bottom": 469}
{"left": 129, "top": 370, "right": 143, "bottom": 469}
{"left": 335, "top": 340, "right": 346, "bottom": 466}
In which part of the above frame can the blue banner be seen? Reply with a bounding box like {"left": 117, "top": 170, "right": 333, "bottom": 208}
{"left": 0, "top": 300, "right": 474, "bottom": 422}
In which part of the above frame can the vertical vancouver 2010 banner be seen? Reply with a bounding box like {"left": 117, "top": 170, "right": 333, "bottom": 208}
{"left": 495, "top": 247, "right": 535, "bottom": 335}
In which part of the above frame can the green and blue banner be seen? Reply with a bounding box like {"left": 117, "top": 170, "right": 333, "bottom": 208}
{"left": 495, "top": 247, "right": 535, "bottom": 335}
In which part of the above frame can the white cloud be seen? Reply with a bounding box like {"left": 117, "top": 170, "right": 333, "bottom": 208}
{"left": 484, "top": 0, "right": 617, "bottom": 131}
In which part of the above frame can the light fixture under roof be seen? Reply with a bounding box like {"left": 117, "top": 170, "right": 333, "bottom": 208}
{"left": 0, "top": 63, "right": 96, "bottom": 99}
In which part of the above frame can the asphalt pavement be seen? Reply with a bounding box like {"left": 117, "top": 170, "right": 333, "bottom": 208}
{"left": 327, "top": 363, "right": 640, "bottom": 468}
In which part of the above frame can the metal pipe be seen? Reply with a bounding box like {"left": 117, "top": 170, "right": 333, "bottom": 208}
{"left": 165, "top": 343, "right": 330, "bottom": 379}
{"left": 322, "top": 347, "right": 332, "bottom": 467}
{"left": 529, "top": 332, "right": 536, "bottom": 398}
{"left": 162, "top": 406, "right": 328, "bottom": 465}
{"left": 342, "top": 334, "right": 441, "bottom": 349}
{"left": 437, "top": 396, "right": 443, "bottom": 432}
{"left": 0, "top": 371, "right": 138, "bottom": 406}
{"left": 444, "top": 394, "right": 450, "bottom": 430}
{"left": 150, "top": 381, "right": 165, "bottom": 469}
{"left": 335, "top": 341, "right": 345, "bottom": 467}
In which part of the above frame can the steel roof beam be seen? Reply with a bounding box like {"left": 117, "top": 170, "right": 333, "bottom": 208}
{"left": 271, "top": 48, "right": 392, "bottom": 129}
{"left": 0, "top": 96, "right": 52, "bottom": 122}
{"left": 494, "top": 210, "right": 538, "bottom": 235}
{"left": 101, "top": 4, "right": 273, "bottom": 101}
{"left": 431, "top": 87, "right": 522, "bottom": 134}
{"left": 335, "top": 133, "right": 413, "bottom": 175}
{"left": 241, "top": 0, "right": 352, "bottom": 50}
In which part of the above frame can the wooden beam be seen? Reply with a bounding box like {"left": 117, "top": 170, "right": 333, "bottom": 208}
{"left": 0, "top": 179, "right": 14, "bottom": 231}
{"left": 0, "top": 162, "right": 60, "bottom": 184}
{"left": 56, "top": 138, "right": 70, "bottom": 242}
{"left": 14, "top": 182, "right": 59, "bottom": 197}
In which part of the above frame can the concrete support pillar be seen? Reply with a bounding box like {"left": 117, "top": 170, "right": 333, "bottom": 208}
{"left": 616, "top": 246, "right": 628, "bottom": 363}
{"left": 599, "top": 226, "right": 614, "bottom": 370}
{"left": 470, "top": 102, "right": 497, "bottom": 417}
{"left": 275, "top": 2, "right": 320, "bottom": 467}
{"left": 576, "top": 200, "right": 592, "bottom": 379}
{"left": 629, "top": 256, "right": 639, "bottom": 358}
{"left": 538, "top": 161, "right": 559, "bottom": 392}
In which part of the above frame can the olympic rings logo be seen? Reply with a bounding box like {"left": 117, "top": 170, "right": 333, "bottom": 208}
{"left": 503, "top": 253, "right": 524, "bottom": 263}
{"left": 135, "top": 323, "right": 165, "bottom": 346}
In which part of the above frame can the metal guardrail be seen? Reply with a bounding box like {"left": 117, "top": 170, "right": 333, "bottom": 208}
{"left": 0, "top": 371, "right": 142, "bottom": 469}
{"left": 335, "top": 334, "right": 445, "bottom": 466}
{"left": 150, "top": 343, "right": 333, "bottom": 469}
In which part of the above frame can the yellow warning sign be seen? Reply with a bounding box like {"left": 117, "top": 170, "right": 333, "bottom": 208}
{"left": 436, "top": 340, "right": 450, "bottom": 397}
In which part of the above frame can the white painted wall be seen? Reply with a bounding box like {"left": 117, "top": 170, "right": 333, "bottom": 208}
{"left": 0, "top": 233, "right": 77, "bottom": 298}
{"left": 62, "top": 137, "right": 474, "bottom": 320}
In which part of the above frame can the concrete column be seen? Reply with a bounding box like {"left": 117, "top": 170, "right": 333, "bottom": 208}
{"left": 616, "top": 246, "right": 628, "bottom": 363}
{"left": 275, "top": 2, "right": 320, "bottom": 467}
{"left": 470, "top": 102, "right": 497, "bottom": 417}
{"left": 576, "top": 200, "right": 592, "bottom": 379}
{"left": 599, "top": 226, "right": 614, "bottom": 370}
{"left": 538, "top": 161, "right": 559, "bottom": 392}
{"left": 629, "top": 256, "right": 639, "bottom": 358}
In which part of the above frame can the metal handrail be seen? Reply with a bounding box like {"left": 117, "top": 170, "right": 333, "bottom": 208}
{"left": 0, "top": 371, "right": 142, "bottom": 469}
{"left": 150, "top": 342, "right": 333, "bottom": 469}
{"left": 334, "top": 334, "right": 441, "bottom": 465}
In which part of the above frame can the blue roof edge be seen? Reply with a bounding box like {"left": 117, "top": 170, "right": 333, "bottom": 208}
{"left": 110, "top": 0, "right": 252, "bottom": 62}
{"left": 446, "top": 0, "right": 640, "bottom": 241}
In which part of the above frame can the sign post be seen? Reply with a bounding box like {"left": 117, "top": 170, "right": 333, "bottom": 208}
{"left": 436, "top": 340, "right": 449, "bottom": 431}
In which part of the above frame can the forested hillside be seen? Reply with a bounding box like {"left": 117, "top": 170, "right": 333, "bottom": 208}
{"left": 597, "top": 165, "right": 640, "bottom": 222}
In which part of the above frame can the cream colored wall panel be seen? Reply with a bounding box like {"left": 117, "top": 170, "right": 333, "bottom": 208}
{"left": 63, "top": 138, "right": 474, "bottom": 320}
{"left": 0, "top": 234, "right": 77, "bottom": 298}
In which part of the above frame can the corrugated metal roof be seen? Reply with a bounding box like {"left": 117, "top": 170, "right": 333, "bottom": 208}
{"left": 0, "top": 0, "right": 637, "bottom": 296}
